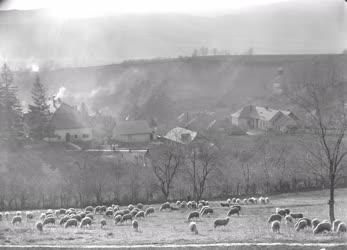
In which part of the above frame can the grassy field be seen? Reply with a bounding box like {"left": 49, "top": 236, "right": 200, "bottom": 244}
{"left": 0, "top": 188, "right": 346, "bottom": 246}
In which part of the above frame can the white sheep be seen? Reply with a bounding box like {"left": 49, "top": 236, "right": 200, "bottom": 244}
{"left": 137, "top": 203, "right": 144, "bottom": 209}
{"left": 39, "top": 213, "right": 46, "bottom": 221}
{"left": 12, "top": 216, "right": 22, "bottom": 225}
{"left": 80, "top": 217, "right": 92, "bottom": 228}
{"left": 235, "top": 198, "right": 241, "bottom": 204}
{"left": 59, "top": 215, "right": 70, "bottom": 226}
{"left": 285, "top": 215, "right": 293, "bottom": 224}
{"left": 128, "top": 204, "right": 135, "bottom": 211}
{"left": 265, "top": 197, "right": 270, "bottom": 203}
{"left": 268, "top": 214, "right": 282, "bottom": 223}
{"left": 180, "top": 201, "right": 187, "bottom": 209}
{"left": 121, "top": 214, "right": 133, "bottom": 224}
{"left": 189, "top": 221, "right": 198, "bottom": 234}
{"left": 295, "top": 219, "right": 307, "bottom": 231}
{"left": 114, "top": 215, "right": 122, "bottom": 224}
{"left": 337, "top": 222, "right": 346, "bottom": 233}
{"left": 187, "top": 211, "right": 199, "bottom": 221}
{"left": 145, "top": 207, "right": 155, "bottom": 216}
{"left": 135, "top": 211, "right": 145, "bottom": 219}
{"left": 214, "top": 217, "right": 230, "bottom": 228}
{"left": 332, "top": 220, "right": 342, "bottom": 232}
{"left": 26, "top": 211, "right": 34, "bottom": 220}
{"left": 159, "top": 202, "right": 170, "bottom": 211}
{"left": 64, "top": 218, "right": 78, "bottom": 228}
{"left": 271, "top": 220, "right": 280, "bottom": 233}
{"left": 200, "top": 207, "right": 213, "bottom": 216}
{"left": 85, "top": 206, "right": 94, "bottom": 213}
{"left": 100, "top": 218, "right": 107, "bottom": 228}
{"left": 36, "top": 221, "right": 43, "bottom": 232}
{"left": 312, "top": 218, "right": 320, "bottom": 229}
{"left": 313, "top": 221, "right": 331, "bottom": 234}
{"left": 43, "top": 217, "right": 55, "bottom": 226}
{"left": 132, "top": 220, "right": 139, "bottom": 232}
{"left": 231, "top": 198, "right": 236, "bottom": 204}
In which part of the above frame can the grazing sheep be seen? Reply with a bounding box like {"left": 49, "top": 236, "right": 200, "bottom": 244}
{"left": 105, "top": 210, "right": 113, "bottom": 217}
{"left": 227, "top": 198, "right": 231, "bottom": 204}
{"left": 46, "top": 209, "right": 53, "bottom": 215}
{"left": 95, "top": 206, "right": 101, "bottom": 214}
{"left": 137, "top": 203, "right": 144, "bottom": 209}
{"left": 65, "top": 218, "right": 78, "bottom": 228}
{"left": 180, "top": 201, "right": 187, "bottom": 209}
{"left": 214, "top": 217, "right": 230, "bottom": 228}
{"left": 128, "top": 204, "right": 135, "bottom": 211}
{"left": 271, "top": 220, "right": 280, "bottom": 233}
{"left": 121, "top": 214, "right": 133, "bottom": 224}
{"left": 312, "top": 218, "right": 320, "bottom": 229}
{"left": 290, "top": 213, "right": 303, "bottom": 219}
{"left": 199, "top": 200, "right": 209, "bottom": 206}
{"left": 159, "top": 202, "right": 171, "bottom": 211}
{"left": 265, "top": 197, "right": 270, "bottom": 203}
{"left": 232, "top": 205, "right": 241, "bottom": 211}
{"left": 285, "top": 215, "right": 293, "bottom": 224}
{"left": 114, "top": 210, "right": 125, "bottom": 217}
{"left": 220, "top": 202, "right": 230, "bottom": 207}
{"left": 132, "top": 220, "right": 139, "bottom": 232}
{"left": 59, "top": 208, "right": 66, "bottom": 215}
{"left": 36, "top": 221, "right": 43, "bottom": 232}
{"left": 189, "top": 221, "right": 198, "bottom": 234}
{"left": 16, "top": 211, "right": 21, "bottom": 216}
{"left": 268, "top": 214, "right": 282, "bottom": 223}
{"left": 187, "top": 211, "right": 200, "bottom": 221}
{"left": 5, "top": 212, "right": 9, "bottom": 220}
{"left": 80, "top": 217, "right": 92, "bottom": 228}
{"left": 332, "top": 220, "right": 342, "bottom": 232}
{"left": 235, "top": 198, "right": 241, "bottom": 204}
{"left": 114, "top": 215, "right": 122, "bottom": 224}
{"left": 259, "top": 197, "right": 265, "bottom": 204}
{"left": 227, "top": 207, "right": 240, "bottom": 216}
{"left": 188, "top": 201, "right": 197, "bottom": 209}
{"left": 313, "top": 222, "right": 332, "bottom": 234}
{"left": 276, "top": 209, "right": 287, "bottom": 217}
{"left": 39, "top": 213, "right": 46, "bottom": 221}
{"left": 295, "top": 219, "right": 308, "bottom": 231}
{"left": 248, "top": 197, "right": 256, "bottom": 204}
{"left": 198, "top": 203, "right": 203, "bottom": 210}
{"left": 200, "top": 206, "right": 210, "bottom": 214}
{"left": 100, "top": 218, "right": 107, "bottom": 228}
{"left": 0, "top": 213, "right": 2, "bottom": 221}
{"left": 337, "top": 222, "right": 346, "bottom": 233}
{"left": 201, "top": 207, "right": 213, "bottom": 216}
{"left": 135, "top": 211, "right": 145, "bottom": 219}
{"left": 85, "top": 213, "right": 93, "bottom": 220}
{"left": 145, "top": 207, "right": 155, "bottom": 216}
{"left": 26, "top": 211, "right": 34, "bottom": 220}
{"left": 231, "top": 198, "right": 236, "bottom": 204}
{"left": 100, "top": 206, "right": 107, "bottom": 213}
{"left": 242, "top": 198, "right": 248, "bottom": 205}
{"left": 130, "top": 210, "right": 138, "bottom": 217}
{"left": 176, "top": 201, "right": 181, "bottom": 207}
{"left": 12, "top": 216, "right": 22, "bottom": 225}
{"left": 284, "top": 209, "right": 290, "bottom": 215}
{"left": 85, "top": 206, "right": 94, "bottom": 213}
{"left": 170, "top": 206, "right": 179, "bottom": 211}
{"left": 70, "top": 214, "right": 82, "bottom": 222}
{"left": 59, "top": 215, "right": 70, "bottom": 226}
{"left": 43, "top": 217, "right": 55, "bottom": 226}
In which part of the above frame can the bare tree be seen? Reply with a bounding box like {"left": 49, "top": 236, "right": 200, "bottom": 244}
{"left": 285, "top": 57, "right": 347, "bottom": 222}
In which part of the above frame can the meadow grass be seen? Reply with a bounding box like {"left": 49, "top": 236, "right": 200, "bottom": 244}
{"left": 0, "top": 188, "right": 346, "bottom": 245}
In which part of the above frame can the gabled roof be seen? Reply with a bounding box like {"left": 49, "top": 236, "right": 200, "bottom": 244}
{"left": 114, "top": 120, "right": 152, "bottom": 135}
{"left": 164, "top": 127, "right": 198, "bottom": 144}
{"left": 50, "top": 103, "right": 90, "bottom": 130}
{"left": 255, "top": 106, "right": 279, "bottom": 121}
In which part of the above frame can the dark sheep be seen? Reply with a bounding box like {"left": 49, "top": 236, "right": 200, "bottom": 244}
{"left": 187, "top": 211, "right": 200, "bottom": 221}
{"left": 59, "top": 215, "right": 70, "bottom": 226}
{"left": 227, "top": 207, "right": 239, "bottom": 216}
{"left": 65, "top": 218, "right": 78, "bottom": 228}
{"left": 214, "top": 217, "right": 230, "bottom": 228}
{"left": 290, "top": 213, "right": 303, "bottom": 219}
{"left": 313, "top": 222, "right": 332, "bottom": 234}
{"left": 268, "top": 214, "right": 282, "bottom": 223}
{"left": 121, "top": 214, "right": 133, "bottom": 224}
{"left": 43, "top": 217, "right": 55, "bottom": 226}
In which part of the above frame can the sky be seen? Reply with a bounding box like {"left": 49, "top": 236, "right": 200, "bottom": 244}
{"left": 0, "top": 0, "right": 290, "bottom": 18}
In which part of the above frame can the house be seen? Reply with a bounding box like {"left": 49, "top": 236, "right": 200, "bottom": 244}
{"left": 163, "top": 127, "right": 198, "bottom": 145}
{"left": 112, "top": 120, "right": 154, "bottom": 144}
{"left": 231, "top": 105, "right": 299, "bottom": 132}
{"left": 47, "top": 103, "right": 92, "bottom": 142}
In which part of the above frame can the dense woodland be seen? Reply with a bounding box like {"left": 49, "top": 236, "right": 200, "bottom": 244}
{"left": 0, "top": 56, "right": 346, "bottom": 215}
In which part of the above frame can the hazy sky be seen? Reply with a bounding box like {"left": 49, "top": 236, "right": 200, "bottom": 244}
{"left": 1, "top": 0, "right": 290, "bottom": 17}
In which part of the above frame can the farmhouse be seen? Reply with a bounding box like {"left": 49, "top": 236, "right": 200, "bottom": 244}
{"left": 231, "top": 105, "right": 299, "bottom": 132}
{"left": 163, "top": 127, "right": 198, "bottom": 145}
{"left": 47, "top": 102, "right": 92, "bottom": 142}
{"left": 112, "top": 120, "right": 154, "bottom": 144}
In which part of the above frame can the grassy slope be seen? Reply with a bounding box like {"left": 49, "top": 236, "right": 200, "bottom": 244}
{"left": 0, "top": 188, "right": 346, "bottom": 245}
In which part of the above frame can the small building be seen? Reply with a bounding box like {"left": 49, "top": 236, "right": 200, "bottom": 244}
{"left": 47, "top": 103, "right": 92, "bottom": 142}
{"left": 163, "top": 127, "right": 198, "bottom": 145}
{"left": 112, "top": 120, "right": 154, "bottom": 144}
{"left": 231, "top": 105, "right": 299, "bottom": 132}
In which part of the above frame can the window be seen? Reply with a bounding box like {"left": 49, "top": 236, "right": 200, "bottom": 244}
{"left": 82, "top": 134, "right": 89, "bottom": 138}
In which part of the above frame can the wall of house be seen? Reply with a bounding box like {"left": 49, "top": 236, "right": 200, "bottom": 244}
{"left": 53, "top": 128, "right": 93, "bottom": 142}
{"left": 115, "top": 133, "right": 151, "bottom": 143}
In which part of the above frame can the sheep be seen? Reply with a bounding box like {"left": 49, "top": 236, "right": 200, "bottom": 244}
{"left": 285, "top": 215, "right": 293, "bottom": 224}
{"left": 100, "top": 206, "right": 107, "bottom": 213}
{"left": 248, "top": 197, "right": 256, "bottom": 204}
{"left": 231, "top": 198, "right": 236, "bottom": 204}
{"left": 114, "top": 215, "right": 122, "bottom": 224}
{"left": 85, "top": 213, "right": 93, "bottom": 220}
{"left": 135, "top": 211, "right": 145, "bottom": 219}
{"left": 123, "top": 209, "right": 130, "bottom": 215}
{"left": 137, "top": 203, "right": 144, "bottom": 210}
{"left": 276, "top": 209, "right": 287, "bottom": 217}
{"left": 235, "top": 198, "right": 241, "bottom": 204}
{"left": 189, "top": 221, "right": 198, "bottom": 234}
{"left": 5, "top": 212, "right": 9, "bottom": 220}
{"left": 295, "top": 219, "right": 308, "bottom": 231}
{"left": 70, "top": 214, "right": 82, "bottom": 222}
{"left": 271, "top": 220, "right": 280, "bottom": 233}
{"left": 313, "top": 221, "right": 332, "bottom": 234}
{"left": 198, "top": 203, "right": 203, "bottom": 210}
{"left": 26, "top": 211, "right": 34, "bottom": 220}
{"left": 132, "top": 220, "right": 139, "bottom": 232}
{"left": 265, "top": 197, "right": 270, "bottom": 203}
{"left": 227, "top": 207, "right": 239, "bottom": 216}
{"left": 65, "top": 218, "right": 78, "bottom": 228}
{"left": 95, "top": 206, "right": 101, "bottom": 214}
{"left": 114, "top": 210, "right": 125, "bottom": 217}
{"left": 242, "top": 198, "right": 248, "bottom": 205}
{"left": 200, "top": 207, "right": 213, "bottom": 216}
{"left": 113, "top": 205, "right": 120, "bottom": 212}
{"left": 188, "top": 201, "right": 197, "bottom": 209}
{"left": 214, "top": 217, "right": 230, "bottom": 228}
{"left": 105, "top": 210, "right": 113, "bottom": 217}
{"left": 199, "top": 200, "right": 209, "bottom": 206}
{"left": 312, "top": 218, "right": 320, "bottom": 229}
{"left": 296, "top": 218, "right": 312, "bottom": 228}
{"left": 128, "top": 204, "right": 135, "bottom": 211}
{"left": 59, "top": 208, "right": 66, "bottom": 215}
{"left": 180, "top": 201, "right": 187, "bottom": 209}
{"left": 80, "top": 217, "right": 92, "bottom": 228}
{"left": 0, "top": 213, "right": 2, "bottom": 221}
{"left": 170, "top": 205, "right": 179, "bottom": 211}
{"left": 226, "top": 198, "right": 231, "bottom": 204}
{"left": 43, "top": 217, "right": 55, "bottom": 226}
{"left": 16, "top": 211, "right": 22, "bottom": 216}
{"left": 220, "top": 202, "right": 230, "bottom": 207}
{"left": 259, "top": 197, "right": 265, "bottom": 204}
{"left": 187, "top": 211, "right": 200, "bottom": 221}
{"left": 36, "top": 221, "right": 43, "bottom": 232}
{"left": 290, "top": 213, "right": 303, "bottom": 219}
{"left": 200, "top": 205, "right": 210, "bottom": 214}
{"left": 85, "top": 206, "right": 94, "bottom": 213}
{"left": 121, "top": 214, "right": 133, "bottom": 224}
{"left": 59, "top": 215, "right": 70, "bottom": 226}
{"left": 159, "top": 202, "right": 171, "bottom": 211}
{"left": 12, "top": 216, "right": 22, "bottom": 225}
{"left": 268, "top": 214, "right": 282, "bottom": 223}
{"left": 145, "top": 207, "right": 155, "bottom": 217}
{"left": 100, "top": 218, "right": 107, "bottom": 228}
{"left": 232, "top": 205, "right": 241, "bottom": 211}
{"left": 332, "top": 220, "right": 342, "bottom": 232}
{"left": 130, "top": 210, "right": 138, "bottom": 217}
{"left": 46, "top": 209, "right": 53, "bottom": 215}
{"left": 337, "top": 222, "right": 346, "bottom": 233}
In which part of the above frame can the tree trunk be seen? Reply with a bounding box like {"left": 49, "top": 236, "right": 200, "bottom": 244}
{"left": 329, "top": 174, "right": 335, "bottom": 223}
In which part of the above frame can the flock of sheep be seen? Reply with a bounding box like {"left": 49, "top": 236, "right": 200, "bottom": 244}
{"left": 267, "top": 207, "right": 347, "bottom": 235}
{"left": 0, "top": 194, "right": 346, "bottom": 240}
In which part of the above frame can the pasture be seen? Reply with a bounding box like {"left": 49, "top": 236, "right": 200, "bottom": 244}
{"left": 0, "top": 188, "right": 346, "bottom": 246}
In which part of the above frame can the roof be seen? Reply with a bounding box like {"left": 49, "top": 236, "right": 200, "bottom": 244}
{"left": 231, "top": 105, "right": 296, "bottom": 122}
{"left": 114, "top": 120, "right": 152, "bottom": 135}
{"left": 50, "top": 103, "right": 90, "bottom": 130}
{"left": 255, "top": 107, "right": 279, "bottom": 121}
{"left": 164, "top": 127, "right": 198, "bottom": 144}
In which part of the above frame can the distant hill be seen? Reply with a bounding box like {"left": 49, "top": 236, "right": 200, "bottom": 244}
{"left": 14, "top": 54, "right": 347, "bottom": 121}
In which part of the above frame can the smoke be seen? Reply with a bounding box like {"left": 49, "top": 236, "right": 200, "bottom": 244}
{"left": 55, "top": 86, "right": 66, "bottom": 100}
{"left": 31, "top": 64, "right": 40, "bottom": 72}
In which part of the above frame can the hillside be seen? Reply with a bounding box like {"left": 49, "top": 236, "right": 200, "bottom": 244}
{"left": 14, "top": 54, "right": 347, "bottom": 120}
